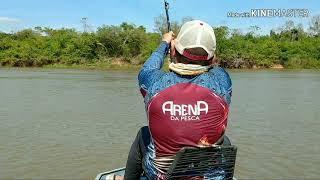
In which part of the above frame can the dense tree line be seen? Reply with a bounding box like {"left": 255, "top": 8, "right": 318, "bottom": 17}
{"left": 0, "top": 23, "right": 160, "bottom": 67}
{"left": 0, "top": 16, "right": 320, "bottom": 69}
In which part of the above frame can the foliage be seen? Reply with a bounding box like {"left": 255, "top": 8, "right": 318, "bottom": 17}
{"left": 0, "top": 16, "right": 320, "bottom": 69}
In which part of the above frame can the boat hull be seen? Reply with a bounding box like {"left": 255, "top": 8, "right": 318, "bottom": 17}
{"left": 95, "top": 168, "right": 237, "bottom": 180}
{"left": 95, "top": 167, "right": 147, "bottom": 180}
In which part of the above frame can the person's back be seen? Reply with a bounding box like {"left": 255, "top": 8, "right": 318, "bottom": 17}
{"left": 143, "top": 69, "right": 230, "bottom": 155}
{"left": 119, "top": 20, "right": 232, "bottom": 180}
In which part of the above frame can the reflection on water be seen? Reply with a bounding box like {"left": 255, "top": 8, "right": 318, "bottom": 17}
{"left": 0, "top": 68, "right": 319, "bottom": 179}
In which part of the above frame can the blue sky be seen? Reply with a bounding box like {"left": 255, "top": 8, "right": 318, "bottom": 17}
{"left": 0, "top": 0, "right": 319, "bottom": 34}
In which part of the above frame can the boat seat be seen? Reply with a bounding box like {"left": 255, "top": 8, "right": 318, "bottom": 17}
{"left": 146, "top": 145, "right": 237, "bottom": 180}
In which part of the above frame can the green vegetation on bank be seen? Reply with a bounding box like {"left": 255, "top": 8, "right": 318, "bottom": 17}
{"left": 1, "top": 15, "right": 320, "bottom": 69}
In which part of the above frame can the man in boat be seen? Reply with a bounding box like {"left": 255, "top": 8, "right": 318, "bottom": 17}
{"left": 114, "top": 20, "right": 232, "bottom": 180}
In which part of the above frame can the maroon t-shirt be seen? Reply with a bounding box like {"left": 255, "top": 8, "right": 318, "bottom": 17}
{"left": 147, "top": 83, "right": 229, "bottom": 157}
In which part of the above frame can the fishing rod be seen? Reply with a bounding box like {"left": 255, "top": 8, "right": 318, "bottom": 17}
{"left": 164, "top": 0, "right": 171, "bottom": 32}
{"left": 164, "top": 0, "right": 175, "bottom": 62}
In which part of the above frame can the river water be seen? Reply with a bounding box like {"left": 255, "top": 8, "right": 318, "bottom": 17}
{"left": 0, "top": 68, "right": 319, "bottom": 179}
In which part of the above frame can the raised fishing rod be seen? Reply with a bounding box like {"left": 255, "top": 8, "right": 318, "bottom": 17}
{"left": 164, "top": 0, "right": 171, "bottom": 32}
{"left": 164, "top": 0, "right": 175, "bottom": 63}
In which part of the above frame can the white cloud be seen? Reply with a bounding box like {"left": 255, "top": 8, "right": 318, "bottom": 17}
{"left": 0, "top": 17, "right": 21, "bottom": 24}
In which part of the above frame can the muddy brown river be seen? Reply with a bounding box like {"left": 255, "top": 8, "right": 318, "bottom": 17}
{"left": 0, "top": 68, "right": 319, "bottom": 179}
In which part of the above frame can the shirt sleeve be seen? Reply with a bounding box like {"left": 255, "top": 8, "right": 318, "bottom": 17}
{"left": 209, "top": 67, "right": 232, "bottom": 104}
{"left": 138, "top": 41, "right": 169, "bottom": 97}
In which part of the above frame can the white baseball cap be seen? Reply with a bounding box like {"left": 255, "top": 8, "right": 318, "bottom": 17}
{"left": 175, "top": 20, "right": 216, "bottom": 61}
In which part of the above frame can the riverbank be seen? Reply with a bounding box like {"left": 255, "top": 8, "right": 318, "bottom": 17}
{"left": 42, "top": 62, "right": 142, "bottom": 71}
{"left": 0, "top": 63, "right": 316, "bottom": 71}
{"left": 0, "top": 58, "right": 168, "bottom": 71}
{"left": 1, "top": 59, "right": 320, "bottom": 71}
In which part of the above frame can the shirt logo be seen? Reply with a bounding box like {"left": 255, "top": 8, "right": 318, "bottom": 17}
{"left": 162, "top": 101, "right": 208, "bottom": 121}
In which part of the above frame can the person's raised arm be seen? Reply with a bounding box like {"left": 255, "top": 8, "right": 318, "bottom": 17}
{"left": 138, "top": 32, "right": 174, "bottom": 97}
